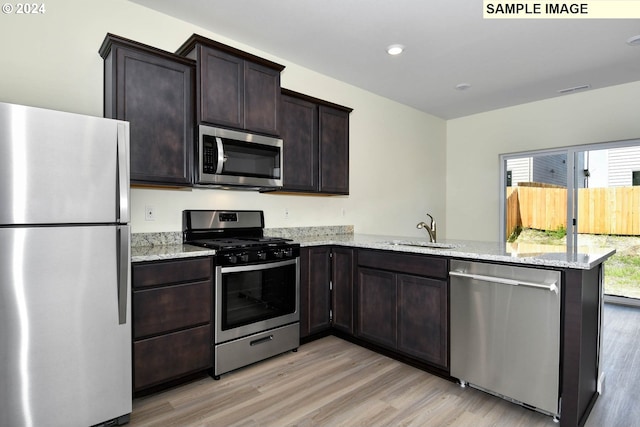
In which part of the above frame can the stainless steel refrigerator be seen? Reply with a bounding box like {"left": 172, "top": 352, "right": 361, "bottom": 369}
{"left": 0, "top": 102, "right": 132, "bottom": 427}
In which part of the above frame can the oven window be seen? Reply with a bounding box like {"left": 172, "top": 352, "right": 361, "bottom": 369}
{"left": 221, "top": 263, "right": 296, "bottom": 330}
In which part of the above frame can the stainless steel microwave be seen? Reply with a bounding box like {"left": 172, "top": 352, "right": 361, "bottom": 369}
{"left": 196, "top": 125, "right": 283, "bottom": 190}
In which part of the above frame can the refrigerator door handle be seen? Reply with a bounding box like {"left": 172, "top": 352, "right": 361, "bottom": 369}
{"left": 117, "top": 225, "right": 130, "bottom": 325}
{"left": 116, "top": 122, "right": 130, "bottom": 223}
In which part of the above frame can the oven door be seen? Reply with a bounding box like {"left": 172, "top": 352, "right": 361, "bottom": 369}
{"left": 215, "top": 258, "right": 299, "bottom": 343}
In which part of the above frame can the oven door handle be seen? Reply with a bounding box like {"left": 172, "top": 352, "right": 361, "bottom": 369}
{"left": 220, "top": 257, "right": 297, "bottom": 273}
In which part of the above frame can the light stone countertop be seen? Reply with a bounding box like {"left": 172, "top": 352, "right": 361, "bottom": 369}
{"left": 131, "top": 244, "right": 216, "bottom": 263}
{"left": 131, "top": 228, "right": 615, "bottom": 269}
{"left": 290, "top": 233, "right": 616, "bottom": 270}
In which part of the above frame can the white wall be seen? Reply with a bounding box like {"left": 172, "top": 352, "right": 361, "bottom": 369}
{"left": 0, "top": 0, "right": 446, "bottom": 237}
{"left": 8, "top": 0, "right": 636, "bottom": 243}
{"left": 446, "top": 81, "right": 640, "bottom": 241}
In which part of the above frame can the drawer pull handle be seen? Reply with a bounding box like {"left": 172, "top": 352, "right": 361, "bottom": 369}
{"left": 250, "top": 335, "right": 274, "bottom": 346}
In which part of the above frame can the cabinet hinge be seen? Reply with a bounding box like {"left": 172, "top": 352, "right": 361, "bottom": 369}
{"left": 329, "top": 309, "right": 333, "bottom": 322}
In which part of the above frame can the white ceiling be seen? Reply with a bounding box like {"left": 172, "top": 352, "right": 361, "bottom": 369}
{"left": 130, "top": 0, "right": 640, "bottom": 119}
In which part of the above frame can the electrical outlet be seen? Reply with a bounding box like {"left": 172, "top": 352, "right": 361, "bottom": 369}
{"left": 284, "top": 208, "right": 289, "bottom": 220}
{"left": 145, "top": 205, "right": 155, "bottom": 221}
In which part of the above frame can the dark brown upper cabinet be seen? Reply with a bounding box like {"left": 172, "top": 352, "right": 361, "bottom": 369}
{"left": 100, "top": 34, "right": 195, "bottom": 187}
{"left": 280, "top": 94, "right": 318, "bottom": 192}
{"left": 279, "top": 89, "right": 352, "bottom": 195}
{"left": 176, "top": 34, "right": 284, "bottom": 136}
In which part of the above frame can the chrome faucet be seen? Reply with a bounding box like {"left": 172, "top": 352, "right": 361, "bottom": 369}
{"left": 416, "top": 213, "right": 437, "bottom": 243}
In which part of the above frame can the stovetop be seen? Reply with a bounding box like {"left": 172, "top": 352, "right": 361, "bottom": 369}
{"left": 189, "top": 236, "right": 299, "bottom": 266}
{"left": 182, "top": 210, "right": 299, "bottom": 265}
{"left": 188, "top": 236, "right": 293, "bottom": 250}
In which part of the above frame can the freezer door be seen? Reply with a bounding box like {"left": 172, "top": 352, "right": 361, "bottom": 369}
{"left": 0, "top": 102, "right": 130, "bottom": 225}
{"left": 0, "top": 226, "right": 132, "bottom": 427}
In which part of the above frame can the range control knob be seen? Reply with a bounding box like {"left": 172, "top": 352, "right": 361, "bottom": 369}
{"left": 239, "top": 253, "right": 250, "bottom": 263}
{"left": 257, "top": 251, "right": 267, "bottom": 261}
{"left": 283, "top": 248, "right": 293, "bottom": 258}
{"left": 226, "top": 254, "right": 238, "bottom": 264}
{"left": 273, "top": 250, "right": 284, "bottom": 259}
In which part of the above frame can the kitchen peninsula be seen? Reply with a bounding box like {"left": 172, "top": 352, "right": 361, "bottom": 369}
{"left": 131, "top": 228, "right": 614, "bottom": 427}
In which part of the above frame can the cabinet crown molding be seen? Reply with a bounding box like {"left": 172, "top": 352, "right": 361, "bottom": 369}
{"left": 176, "top": 33, "right": 285, "bottom": 72}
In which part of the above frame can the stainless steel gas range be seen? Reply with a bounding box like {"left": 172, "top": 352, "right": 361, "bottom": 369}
{"left": 183, "top": 210, "right": 300, "bottom": 379}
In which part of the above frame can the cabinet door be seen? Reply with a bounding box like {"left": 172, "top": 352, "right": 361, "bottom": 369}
{"left": 357, "top": 267, "right": 397, "bottom": 348}
{"left": 319, "top": 105, "right": 349, "bottom": 194}
{"left": 111, "top": 46, "right": 193, "bottom": 186}
{"left": 245, "top": 61, "right": 281, "bottom": 135}
{"left": 332, "top": 247, "right": 354, "bottom": 334}
{"left": 299, "top": 247, "right": 331, "bottom": 338}
{"left": 280, "top": 94, "right": 318, "bottom": 192}
{"left": 199, "top": 46, "right": 244, "bottom": 129}
{"left": 397, "top": 274, "right": 448, "bottom": 368}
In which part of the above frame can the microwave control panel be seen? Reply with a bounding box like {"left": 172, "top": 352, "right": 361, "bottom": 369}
{"left": 202, "top": 137, "right": 216, "bottom": 174}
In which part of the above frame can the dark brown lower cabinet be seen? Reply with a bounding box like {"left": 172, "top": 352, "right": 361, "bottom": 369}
{"left": 397, "top": 274, "right": 448, "bottom": 367}
{"left": 299, "top": 246, "right": 354, "bottom": 339}
{"left": 299, "top": 247, "right": 331, "bottom": 338}
{"left": 357, "top": 267, "right": 397, "bottom": 348}
{"left": 132, "top": 257, "right": 213, "bottom": 392}
{"left": 331, "top": 247, "right": 355, "bottom": 335}
{"left": 356, "top": 249, "right": 448, "bottom": 369}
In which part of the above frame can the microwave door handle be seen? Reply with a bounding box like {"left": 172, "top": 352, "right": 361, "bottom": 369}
{"left": 215, "top": 137, "right": 224, "bottom": 174}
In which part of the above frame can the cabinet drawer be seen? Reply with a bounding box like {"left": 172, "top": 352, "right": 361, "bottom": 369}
{"left": 358, "top": 249, "right": 448, "bottom": 279}
{"left": 133, "top": 325, "right": 211, "bottom": 391}
{"left": 133, "top": 281, "right": 212, "bottom": 339}
{"left": 133, "top": 257, "right": 212, "bottom": 289}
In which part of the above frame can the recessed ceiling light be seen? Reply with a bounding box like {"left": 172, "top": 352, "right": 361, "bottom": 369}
{"left": 386, "top": 44, "right": 404, "bottom": 55}
{"left": 455, "top": 83, "right": 472, "bottom": 91}
{"left": 627, "top": 35, "right": 640, "bottom": 46}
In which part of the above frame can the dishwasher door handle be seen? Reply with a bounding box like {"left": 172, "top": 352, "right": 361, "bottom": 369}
{"left": 449, "top": 271, "right": 558, "bottom": 293}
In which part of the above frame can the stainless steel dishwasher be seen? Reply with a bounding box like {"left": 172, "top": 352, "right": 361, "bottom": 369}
{"left": 450, "top": 260, "right": 562, "bottom": 419}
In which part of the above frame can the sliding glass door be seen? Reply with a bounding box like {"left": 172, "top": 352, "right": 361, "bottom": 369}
{"left": 501, "top": 140, "right": 640, "bottom": 302}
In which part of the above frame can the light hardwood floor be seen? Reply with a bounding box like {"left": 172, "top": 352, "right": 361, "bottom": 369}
{"left": 130, "top": 303, "right": 637, "bottom": 427}
{"left": 585, "top": 303, "right": 640, "bottom": 427}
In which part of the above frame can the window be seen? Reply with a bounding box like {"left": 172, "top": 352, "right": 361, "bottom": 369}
{"left": 500, "top": 139, "right": 640, "bottom": 302}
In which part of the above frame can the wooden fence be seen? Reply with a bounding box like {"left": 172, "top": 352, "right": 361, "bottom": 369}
{"left": 506, "top": 185, "right": 640, "bottom": 236}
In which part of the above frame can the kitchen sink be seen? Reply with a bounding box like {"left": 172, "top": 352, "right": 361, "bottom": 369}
{"left": 383, "top": 240, "right": 462, "bottom": 249}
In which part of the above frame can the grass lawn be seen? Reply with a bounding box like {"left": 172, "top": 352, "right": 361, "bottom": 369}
{"left": 604, "top": 255, "right": 640, "bottom": 299}
{"left": 515, "top": 228, "right": 640, "bottom": 299}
